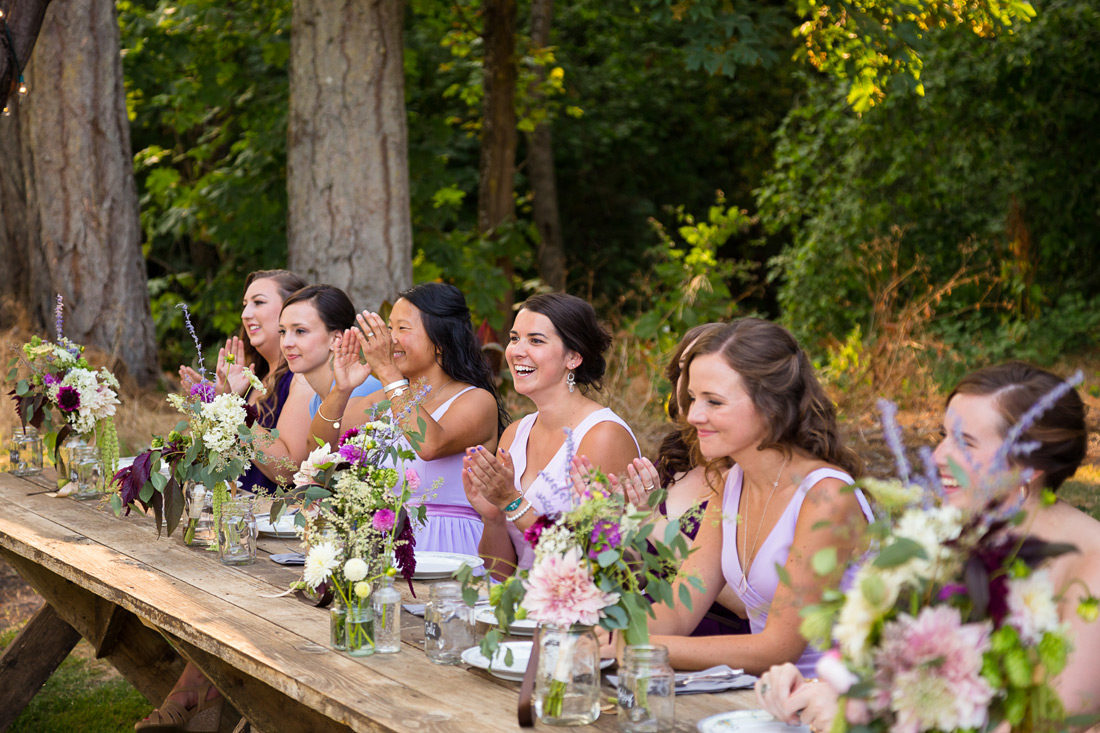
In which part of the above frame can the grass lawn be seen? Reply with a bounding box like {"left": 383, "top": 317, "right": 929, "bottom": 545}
{"left": 0, "top": 630, "right": 149, "bottom": 733}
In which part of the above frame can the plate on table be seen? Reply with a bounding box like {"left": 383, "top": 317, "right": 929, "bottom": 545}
{"left": 474, "top": 607, "right": 537, "bottom": 636}
{"left": 256, "top": 513, "right": 299, "bottom": 539}
{"left": 412, "top": 551, "right": 484, "bottom": 580}
{"left": 697, "top": 710, "right": 810, "bottom": 733}
{"left": 461, "top": 641, "right": 614, "bottom": 682}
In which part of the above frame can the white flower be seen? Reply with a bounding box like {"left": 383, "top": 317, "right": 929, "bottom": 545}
{"left": 243, "top": 366, "right": 266, "bottom": 395}
{"left": 303, "top": 541, "right": 341, "bottom": 589}
{"left": 354, "top": 581, "right": 372, "bottom": 599}
{"left": 889, "top": 505, "right": 963, "bottom": 588}
{"left": 532, "top": 523, "right": 574, "bottom": 564}
{"left": 294, "top": 442, "right": 336, "bottom": 486}
{"left": 199, "top": 393, "right": 247, "bottom": 454}
{"left": 343, "top": 557, "right": 369, "bottom": 582}
{"left": 618, "top": 506, "right": 642, "bottom": 537}
{"left": 1005, "top": 569, "right": 1062, "bottom": 644}
{"left": 835, "top": 563, "right": 898, "bottom": 666}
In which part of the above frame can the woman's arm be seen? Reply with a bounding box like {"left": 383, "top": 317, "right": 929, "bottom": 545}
{"left": 1053, "top": 551, "right": 1100, "bottom": 719}
{"left": 251, "top": 376, "right": 316, "bottom": 482}
{"left": 307, "top": 329, "right": 377, "bottom": 448}
{"left": 466, "top": 424, "right": 521, "bottom": 580}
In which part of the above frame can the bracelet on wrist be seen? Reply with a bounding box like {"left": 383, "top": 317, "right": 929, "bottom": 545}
{"left": 505, "top": 500, "right": 533, "bottom": 523}
{"left": 316, "top": 405, "right": 341, "bottom": 430}
{"left": 503, "top": 495, "right": 524, "bottom": 513}
{"left": 383, "top": 378, "right": 410, "bottom": 393}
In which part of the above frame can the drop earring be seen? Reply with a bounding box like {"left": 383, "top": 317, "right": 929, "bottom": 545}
{"left": 566, "top": 369, "right": 576, "bottom": 393}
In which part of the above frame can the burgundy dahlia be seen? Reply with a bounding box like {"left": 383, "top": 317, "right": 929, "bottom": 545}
{"left": 56, "top": 385, "right": 81, "bottom": 412}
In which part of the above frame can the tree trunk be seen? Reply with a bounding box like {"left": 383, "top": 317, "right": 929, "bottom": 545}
{"left": 5, "top": 0, "right": 157, "bottom": 385}
{"left": 0, "top": 94, "right": 34, "bottom": 322}
{"left": 287, "top": 0, "right": 412, "bottom": 313}
{"left": 479, "top": 0, "right": 518, "bottom": 323}
{"left": 0, "top": 0, "right": 52, "bottom": 110}
{"left": 526, "top": 0, "right": 565, "bottom": 291}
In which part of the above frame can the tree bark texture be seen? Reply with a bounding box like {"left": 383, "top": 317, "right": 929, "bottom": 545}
{"left": 526, "top": 0, "right": 565, "bottom": 291}
{"left": 0, "top": 0, "right": 52, "bottom": 109}
{"left": 3, "top": 0, "right": 157, "bottom": 385}
{"left": 479, "top": 0, "right": 518, "bottom": 321}
{"left": 0, "top": 93, "right": 34, "bottom": 321}
{"left": 287, "top": 0, "right": 412, "bottom": 313}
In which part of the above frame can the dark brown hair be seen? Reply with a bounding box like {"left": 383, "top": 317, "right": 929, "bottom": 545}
{"left": 948, "top": 361, "right": 1087, "bottom": 491}
{"left": 679, "top": 317, "right": 862, "bottom": 477}
{"left": 240, "top": 269, "right": 308, "bottom": 422}
{"left": 518, "top": 293, "right": 611, "bottom": 392}
{"left": 656, "top": 322, "right": 726, "bottom": 488}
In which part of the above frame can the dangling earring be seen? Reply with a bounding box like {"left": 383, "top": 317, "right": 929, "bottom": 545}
{"left": 567, "top": 370, "right": 576, "bottom": 393}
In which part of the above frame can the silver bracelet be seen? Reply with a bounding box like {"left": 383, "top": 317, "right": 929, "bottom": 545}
{"left": 505, "top": 500, "right": 533, "bottom": 523}
{"left": 383, "top": 378, "right": 410, "bottom": 393}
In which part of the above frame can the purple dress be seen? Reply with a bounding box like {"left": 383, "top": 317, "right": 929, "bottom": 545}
{"left": 720, "top": 465, "right": 873, "bottom": 677}
{"left": 240, "top": 371, "right": 293, "bottom": 495}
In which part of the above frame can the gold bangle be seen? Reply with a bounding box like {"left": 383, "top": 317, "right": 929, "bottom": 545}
{"left": 316, "top": 405, "right": 341, "bottom": 431}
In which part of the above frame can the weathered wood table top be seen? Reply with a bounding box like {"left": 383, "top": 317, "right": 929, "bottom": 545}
{"left": 0, "top": 470, "right": 756, "bottom": 732}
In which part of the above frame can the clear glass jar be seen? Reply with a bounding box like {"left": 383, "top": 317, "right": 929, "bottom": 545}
{"left": 616, "top": 644, "right": 675, "bottom": 732}
{"left": 345, "top": 601, "right": 375, "bottom": 657}
{"left": 330, "top": 597, "right": 348, "bottom": 651}
{"left": 372, "top": 574, "right": 402, "bottom": 654}
{"left": 182, "top": 481, "right": 216, "bottom": 547}
{"left": 217, "top": 499, "right": 257, "bottom": 565}
{"left": 9, "top": 426, "right": 43, "bottom": 477}
{"left": 535, "top": 624, "right": 602, "bottom": 726}
{"left": 424, "top": 581, "right": 474, "bottom": 664}
{"left": 56, "top": 434, "right": 89, "bottom": 490}
{"left": 68, "top": 445, "right": 103, "bottom": 500}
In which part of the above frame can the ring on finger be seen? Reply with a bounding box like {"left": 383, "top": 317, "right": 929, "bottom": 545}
{"left": 642, "top": 484, "right": 655, "bottom": 492}
{"left": 759, "top": 682, "right": 770, "bottom": 695}
{"left": 367, "top": 331, "right": 375, "bottom": 339}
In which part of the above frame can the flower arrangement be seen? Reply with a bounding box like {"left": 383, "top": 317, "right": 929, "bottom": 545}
{"left": 800, "top": 390, "right": 1099, "bottom": 733}
{"left": 7, "top": 295, "right": 120, "bottom": 478}
{"left": 109, "top": 305, "right": 271, "bottom": 536}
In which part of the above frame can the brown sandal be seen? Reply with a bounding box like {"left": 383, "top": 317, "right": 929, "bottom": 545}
{"left": 134, "top": 679, "right": 224, "bottom": 732}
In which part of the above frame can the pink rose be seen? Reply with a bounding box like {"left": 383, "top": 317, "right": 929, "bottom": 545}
{"left": 405, "top": 468, "right": 421, "bottom": 493}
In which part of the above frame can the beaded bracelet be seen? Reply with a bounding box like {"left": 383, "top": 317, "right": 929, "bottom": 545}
{"left": 505, "top": 500, "right": 533, "bottom": 523}
{"left": 503, "top": 495, "right": 524, "bottom": 513}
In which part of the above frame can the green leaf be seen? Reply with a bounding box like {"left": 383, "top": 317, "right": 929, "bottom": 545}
{"left": 677, "top": 582, "right": 694, "bottom": 611}
{"left": 775, "top": 563, "right": 792, "bottom": 587}
{"left": 663, "top": 518, "right": 682, "bottom": 545}
{"left": 872, "top": 538, "right": 928, "bottom": 568}
{"left": 812, "top": 547, "right": 838, "bottom": 576}
{"left": 150, "top": 470, "right": 168, "bottom": 492}
{"left": 597, "top": 549, "right": 620, "bottom": 568}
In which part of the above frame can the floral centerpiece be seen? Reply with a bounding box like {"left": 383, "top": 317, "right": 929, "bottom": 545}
{"left": 800, "top": 394, "right": 1099, "bottom": 733}
{"left": 282, "top": 400, "right": 430, "bottom": 654}
{"left": 7, "top": 295, "right": 121, "bottom": 482}
{"left": 109, "top": 305, "right": 271, "bottom": 537}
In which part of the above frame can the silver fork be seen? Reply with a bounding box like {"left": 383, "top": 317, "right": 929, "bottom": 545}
{"left": 674, "top": 668, "right": 743, "bottom": 687}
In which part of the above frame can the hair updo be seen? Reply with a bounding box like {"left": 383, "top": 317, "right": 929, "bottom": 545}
{"left": 948, "top": 361, "right": 1088, "bottom": 491}
{"left": 519, "top": 293, "right": 611, "bottom": 391}
{"left": 281, "top": 284, "right": 357, "bottom": 332}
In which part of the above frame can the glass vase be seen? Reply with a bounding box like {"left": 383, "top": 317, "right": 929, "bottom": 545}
{"left": 372, "top": 574, "right": 402, "bottom": 654}
{"left": 55, "top": 434, "right": 89, "bottom": 490}
{"left": 616, "top": 645, "right": 675, "bottom": 732}
{"left": 217, "top": 499, "right": 257, "bottom": 566}
{"left": 8, "top": 425, "right": 43, "bottom": 477}
{"left": 68, "top": 445, "right": 104, "bottom": 500}
{"left": 535, "top": 624, "right": 602, "bottom": 726}
{"left": 345, "top": 601, "right": 376, "bottom": 657}
{"left": 330, "top": 598, "right": 348, "bottom": 651}
{"left": 424, "top": 581, "right": 475, "bottom": 664}
{"left": 182, "top": 481, "right": 217, "bottom": 547}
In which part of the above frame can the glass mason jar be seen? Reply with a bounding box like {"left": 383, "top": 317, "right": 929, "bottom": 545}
{"left": 535, "top": 624, "right": 602, "bottom": 726}
{"left": 68, "top": 445, "right": 104, "bottom": 501}
{"left": 616, "top": 645, "right": 675, "bottom": 732}
{"left": 372, "top": 574, "right": 402, "bottom": 654}
{"left": 9, "top": 426, "right": 43, "bottom": 477}
{"left": 182, "top": 481, "right": 217, "bottom": 547}
{"left": 56, "top": 434, "right": 89, "bottom": 490}
{"left": 424, "top": 581, "right": 474, "bottom": 664}
{"left": 217, "top": 499, "right": 257, "bottom": 565}
{"left": 345, "top": 601, "right": 376, "bottom": 657}
{"left": 330, "top": 597, "right": 348, "bottom": 651}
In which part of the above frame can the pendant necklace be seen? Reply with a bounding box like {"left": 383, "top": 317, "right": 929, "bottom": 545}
{"left": 739, "top": 454, "right": 791, "bottom": 594}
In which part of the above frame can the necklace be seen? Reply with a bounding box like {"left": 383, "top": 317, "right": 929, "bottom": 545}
{"left": 739, "top": 454, "right": 791, "bottom": 594}
{"left": 425, "top": 376, "right": 455, "bottom": 406}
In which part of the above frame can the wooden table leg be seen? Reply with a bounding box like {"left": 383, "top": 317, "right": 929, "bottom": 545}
{"left": 0, "top": 603, "right": 82, "bottom": 730}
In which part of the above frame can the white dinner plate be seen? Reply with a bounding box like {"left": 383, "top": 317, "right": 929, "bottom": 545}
{"left": 475, "top": 607, "right": 537, "bottom": 636}
{"left": 697, "top": 710, "right": 810, "bottom": 733}
{"left": 256, "top": 514, "right": 299, "bottom": 539}
{"left": 413, "top": 551, "right": 484, "bottom": 580}
{"left": 461, "top": 641, "right": 614, "bottom": 682}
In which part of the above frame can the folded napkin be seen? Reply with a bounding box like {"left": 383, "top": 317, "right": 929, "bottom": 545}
{"left": 403, "top": 604, "right": 426, "bottom": 617}
{"left": 606, "top": 664, "right": 757, "bottom": 696}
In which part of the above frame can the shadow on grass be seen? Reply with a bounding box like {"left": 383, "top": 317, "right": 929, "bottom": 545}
{"left": 0, "top": 629, "right": 148, "bottom": 733}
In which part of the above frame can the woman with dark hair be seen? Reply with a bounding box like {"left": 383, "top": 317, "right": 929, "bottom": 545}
{"left": 644, "top": 317, "right": 872, "bottom": 674}
{"left": 756, "top": 362, "right": 1100, "bottom": 731}
{"left": 307, "top": 282, "right": 506, "bottom": 557}
{"left": 462, "top": 292, "right": 641, "bottom": 580}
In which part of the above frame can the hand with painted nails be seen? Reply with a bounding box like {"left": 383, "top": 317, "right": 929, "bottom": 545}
{"left": 215, "top": 336, "right": 253, "bottom": 396}
{"left": 354, "top": 311, "right": 399, "bottom": 380}
{"left": 607, "top": 456, "right": 662, "bottom": 514}
{"left": 463, "top": 445, "right": 518, "bottom": 512}
{"left": 461, "top": 448, "right": 507, "bottom": 521}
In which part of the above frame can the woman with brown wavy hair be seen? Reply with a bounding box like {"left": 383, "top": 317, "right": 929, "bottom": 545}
{"left": 643, "top": 318, "right": 872, "bottom": 674}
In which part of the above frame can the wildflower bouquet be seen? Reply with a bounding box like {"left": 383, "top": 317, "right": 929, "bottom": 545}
{"left": 110, "top": 305, "right": 271, "bottom": 537}
{"left": 800, "top": 396, "right": 1098, "bottom": 733}
{"left": 7, "top": 295, "right": 120, "bottom": 479}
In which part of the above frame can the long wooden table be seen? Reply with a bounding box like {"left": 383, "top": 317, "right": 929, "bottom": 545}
{"left": 0, "top": 470, "right": 756, "bottom": 732}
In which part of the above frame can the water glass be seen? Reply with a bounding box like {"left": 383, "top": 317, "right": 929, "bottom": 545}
{"left": 182, "top": 482, "right": 216, "bottom": 547}
{"left": 68, "top": 445, "right": 104, "bottom": 500}
{"left": 8, "top": 426, "right": 43, "bottom": 477}
{"left": 617, "top": 644, "right": 675, "bottom": 732}
{"left": 424, "top": 581, "right": 474, "bottom": 664}
{"left": 217, "top": 499, "right": 257, "bottom": 565}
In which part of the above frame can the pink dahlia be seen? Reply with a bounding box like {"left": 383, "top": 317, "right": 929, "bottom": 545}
{"left": 522, "top": 547, "right": 619, "bottom": 627}
{"left": 372, "top": 508, "right": 396, "bottom": 532}
{"left": 872, "top": 605, "right": 993, "bottom": 733}
{"left": 405, "top": 468, "right": 421, "bottom": 493}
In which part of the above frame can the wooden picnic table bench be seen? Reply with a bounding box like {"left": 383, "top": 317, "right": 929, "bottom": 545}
{"left": 0, "top": 470, "right": 756, "bottom": 732}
